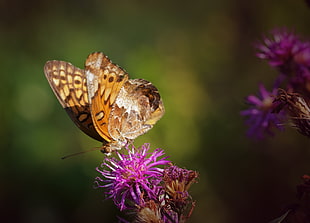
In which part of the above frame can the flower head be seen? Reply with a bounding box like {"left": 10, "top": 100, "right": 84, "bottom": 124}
{"left": 256, "top": 29, "right": 310, "bottom": 94}
{"left": 273, "top": 89, "right": 310, "bottom": 137}
{"left": 161, "top": 165, "right": 198, "bottom": 223}
{"left": 163, "top": 165, "right": 198, "bottom": 203}
{"left": 292, "top": 46, "right": 310, "bottom": 94}
{"left": 95, "top": 144, "right": 199, "bottom": 223}
{"left": 95, "top": 143, "right": 170, "bottom": 211}
{"left": 256, "top": 29, "right": 302, "bottom": 69}
{"left": 241, "top": 84, "right": 286, "bottom": 139}
{"left": 134, "top": 200, "right": 163, "bottom": 223}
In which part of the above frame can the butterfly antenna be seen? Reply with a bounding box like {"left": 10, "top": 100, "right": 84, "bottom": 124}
{"left": 61, "top": 147, "right": 102, "bottom": 159}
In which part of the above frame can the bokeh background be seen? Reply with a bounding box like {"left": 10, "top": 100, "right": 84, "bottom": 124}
{"left": 1, "top": 0, "right": 310, "bottom": 222}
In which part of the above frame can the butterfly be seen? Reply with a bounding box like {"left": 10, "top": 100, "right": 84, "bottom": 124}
{"left": 44, "top": 52, "right": 165, "bottom": 154}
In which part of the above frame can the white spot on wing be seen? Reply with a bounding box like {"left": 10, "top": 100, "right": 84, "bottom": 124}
{"left": 87, "top": 70, "right": 95, "bottom": 82}
{"left": 86, "top": 70, "right": 98, "bottom": 101}
{"left": 114, "top": 87, "right": 139, "bottom": 113}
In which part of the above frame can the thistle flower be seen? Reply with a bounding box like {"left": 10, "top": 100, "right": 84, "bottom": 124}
{"left": 256, "top": 29, "right": 310, "bottom": 94}
{"left": 95, "top": 143, "right": 198, "bottom": 223}
{"left": 256, "top": 29, "right": 302, "bottom": 70}
{"left": 161, "top": 165, "right": 198, "bottom": 223}
{"left": 242, "top": 29, "right": 310, "bottom": 139}
{"left": 241, "top": 84, "right": 285, "bottom": 139}
{"left": 95, "top": 143, "right": 170, "bottom": 211}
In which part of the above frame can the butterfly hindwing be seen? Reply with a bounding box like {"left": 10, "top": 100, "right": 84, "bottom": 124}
{"left": 85, "top": 52, "right": 129, "bottom": 142}
{"left": 44, "top": 60, "right": 104, "bottom": 142}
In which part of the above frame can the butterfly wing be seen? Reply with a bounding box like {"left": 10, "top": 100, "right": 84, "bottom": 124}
{"left": 44, "top": 60, "right": 104, "bottom": 142}
{"left": 108, "top": 79, "right": 165, "bottom": 140}
{"left": 85, "top": 52, "right": 129, "bottom": 142}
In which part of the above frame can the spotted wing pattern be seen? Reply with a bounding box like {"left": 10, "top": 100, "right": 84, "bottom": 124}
{"left": 44, "top": 60, "right": 104, "bottom": 142}
{"left": 108, "top": 79, "right": 165, "bottom": 142}
{"left": 84, "top": 52, "right": 129, "bottom": 142}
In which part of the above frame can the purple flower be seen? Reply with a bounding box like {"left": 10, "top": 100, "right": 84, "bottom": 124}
{"left": 133, "top": 164, "right": 198, "bottom": 223}
{"left": 256, "top": 29, "right": 310, "bottom": 94}
{"left": 161, "top": 165, "right": 198, "bottom": 223}
{"left": 294, "top": 46, "right": 310, "bottom": 66}
{"left": 163, "top": 165, "right": 198, "bottom": 202}
{"left": 241, "top": 84, "right": 286, "bottom": 139}
{"left": 95, "top": 144, "right": 199, "bottom": 222}
{"left": 292, "top": 46, "right": 310, "bottom": 94}
{"left": 256, "top": 29, "right": 302, "bottom": 69}
{"left": 95, "top": 143, "right": 170, "bottom": 211}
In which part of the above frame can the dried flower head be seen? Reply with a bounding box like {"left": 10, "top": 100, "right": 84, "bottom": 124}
{"left": 274, "top": 89, "right": 310, "bottom": 137}
{"left": 161, "top": 165, "right": 198, "bottom": 223}
{"left": 134, "top": 200, "right": 163, "bottom": 223}
{"left": 163, "top": 165, "right": 197, "bottom": 203}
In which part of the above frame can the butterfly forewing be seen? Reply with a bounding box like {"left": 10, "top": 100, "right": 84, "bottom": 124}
{"left": 44, "top": 60, "right": 104, "bottom": 142}
{"left": 85, "top": 52, "right": 129, "bottom": 142}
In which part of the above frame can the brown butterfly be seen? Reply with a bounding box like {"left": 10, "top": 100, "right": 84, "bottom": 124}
{"left": 44, "top": 52, "right": 165, "bottom": 154}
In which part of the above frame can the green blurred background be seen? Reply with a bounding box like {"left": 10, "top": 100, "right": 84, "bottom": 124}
{"left": 1, "top": 0, "right": 310, "bottom": 222}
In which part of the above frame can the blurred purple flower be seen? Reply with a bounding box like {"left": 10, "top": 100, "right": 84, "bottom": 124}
{"left": 241, "top": 84, "right": 286, "bottom": 139}
{"left": 292, "top": 46, "right": 310, "bottom": 94}
{"left": 256, "top": 29, "right": 310, "bottom": 94}
{"left": 256, "top": 29, "right": 302, "bottom": 69}
{"left": 294, "top": 46, "right": 310, "bottom": 66}
{"left": 95, "top": 143, "right": 170, "bottom": 211}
